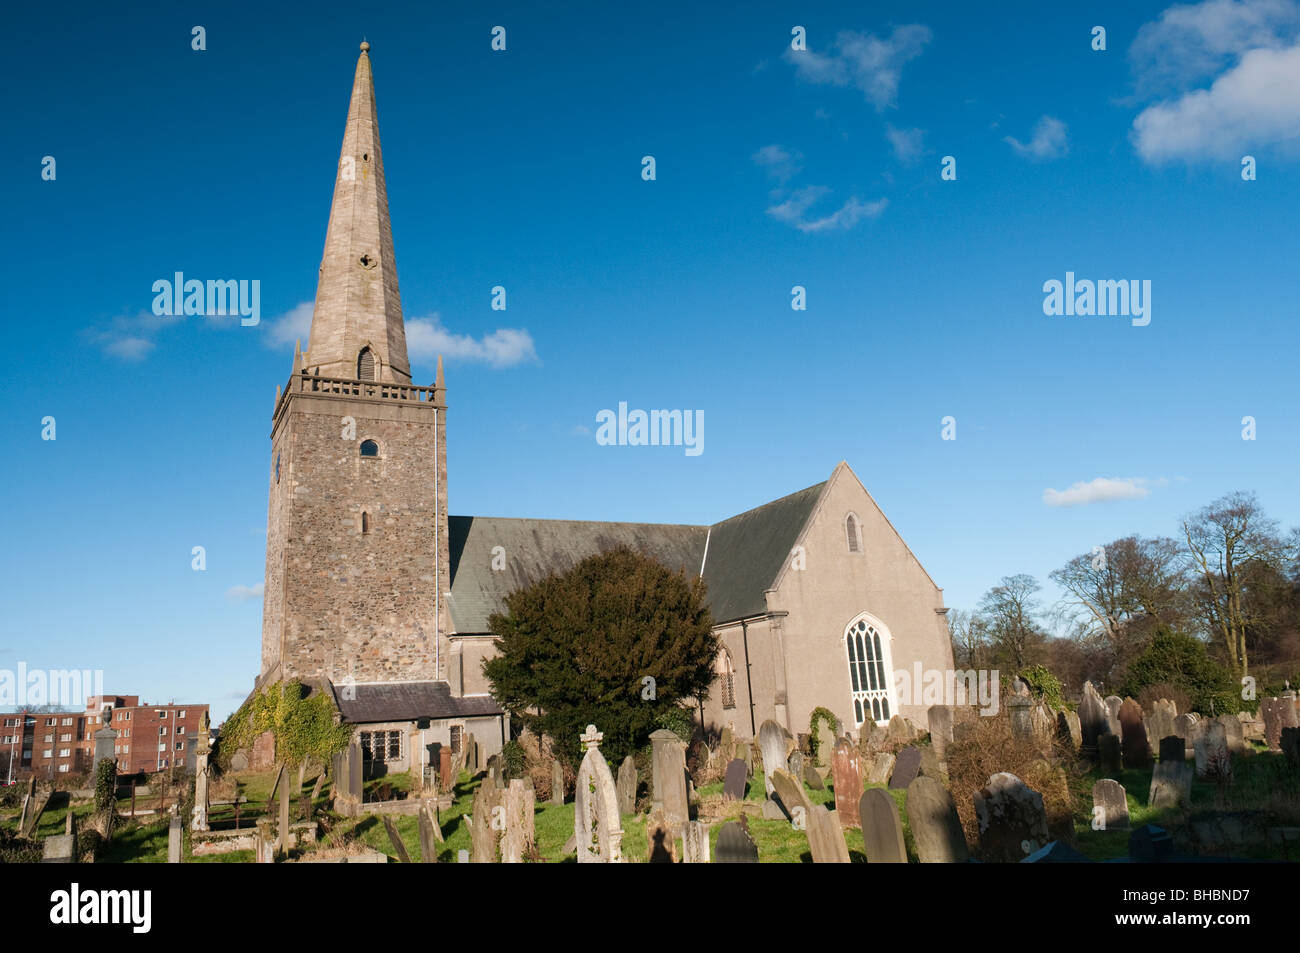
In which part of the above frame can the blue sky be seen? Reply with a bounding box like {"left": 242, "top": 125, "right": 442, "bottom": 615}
{"left": 4, "top": 0, "right": 1299, "bottom": 720}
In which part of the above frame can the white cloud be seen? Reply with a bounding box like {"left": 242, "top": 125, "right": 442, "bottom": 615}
{"left": 406, "top": 314, "right": 538, "bottom": 368}
{"left": 885, "top": 124, "right": 925, "bottom": 162}
{"left": 89, "top": 310, "right": 184, "bottom": 361}
{"left": 263, "top": 301, "right": 314, "bottom": 349}
{"left": 752, "top": 144, "right": 803, "bottom": 183}
{"left": 784, "top": 25, "right": 932, "bottom": 110}
{"left": 226, "top": 582, "right": 264, "bottom": 602}
{"left": 1042, "top": 477, "right": 1159, "bottom": 507}
{"left": 1133, "top": 43, "right": 1300, "bottom": 160}
{"left": 765, "top": 187, "right": 886, "bottom": 233}
{"left": 1130, "top": 0, "right": 1300, "bottom": 94}
{"left": 1004, "top": 116, "right": 1069, "bottom": 160}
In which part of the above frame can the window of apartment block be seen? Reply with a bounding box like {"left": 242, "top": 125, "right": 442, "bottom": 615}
{"left": 118, "top": 711, "right": 129, "bottom": 721}
{"left": 59, "top": 748, "right": 70, "bottom": 758}
{"left": 61, "top": 717, "right": 73, "bottom": 726}
{"left": 59, "top": 734, "right": 71, "bottom": 742}
{"left": 177, "top": 726, "right": 185, "bottom": 735}
{"left": 159, "top": 726, "right": 168, "bottom": 736}
{"left": 179, "top": 710, "right": 187, "bottom": 718}
{"left": 3, "top": 718, "right": 15, "bottom": 727}
{"left": 174, "top": 742, "right": 183, "bottom": 751}
{"left": 43, "top": 734, "right": 53, "bottom": 743}
{"left": 46, "top": 718, "right": 55, "bottom": 726}
{"left": 43, "top": 750, "right": 52, "bottom": 758}
{"left": 156, "top": 711, "right": 167, "bottom": 719}
{"left": 158, "top": 743, "right": 166, "bottom": 752}
{"left": 58, "top": 764, "right": 68, "bottom": 773}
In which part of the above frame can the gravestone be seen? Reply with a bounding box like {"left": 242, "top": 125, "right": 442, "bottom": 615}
{"left": 550, "top": 758, "right": 564, "bottom": 805}
{"left": 574, "top": 725, "right": 624, "bottom": 863}
{"left": 1145, "top": 706, "right": 1177, "bottom": 752}
{"left": 470, "top": 782, "right": 503, "bottom": 863}
{"left": 682, "top": 820, "right": 709, "bottom": 863}
{"left": 831, "top": 739, "right": 863, "bottom": 827}
{"left": 1104, "top": 695, "right": 1123, "bottom": 736}
{"left": 1194, "top": 721, "right": 1231, "bottom": 781}
{"left": 501, "top": 779, "right": 536, "bottom": 863}
{"left": 1173, "top": 714, "right": 1195, "bottom": 744}
{"left": 859, "top": 788, "right": 907, "bottom": 863}
{"left": 93, "top": 719, "right": 118, "bottom": 765}
{"left": 1118, "top": 699, "right": 1151, "bottom": 769}
{"left": 906, "top": 776, "right": 969, "bottom": 863}
{"left": 649, "top": 729, "right": 689, "bottom": 830}
{"left": 802, "top": 761, "right": 825, "bottom": 790}
{"left": 973, "top": 772, "right": 1050, "bottom": 863}
{"left": 761, "top": 799, "right": 786, "bottom": 820}
{"left": 788, "top": 750, "right": 805, "bottom": 781}
{"left": 738, "top": 741, "right": 753, "bottom": 776}
{"left": 616, "top": 755, "right": 637, "bottom": 816}
{"left": 887, "top": 715, "right": 913, "bottom": 744}
{"left": 43, "top": 834, "right": 76, "bottom": 863}
{"left": 770, "top": 769, "right": 811, "bottom": 824}
{"left": 714, "top": 821, "right": 758, "bottom": 863}
{"left": 647, "top": 813, "right": 676, "bottom": 862}
{"left": 418, "top": 803, "right": 440, "bottom": 862}
{"left": 722, "top": 759, "right": 747, "bottom": 801}
{"left": 1281, "top": 727, "right": 1300, "bottom": 767}
{"left": 758, "top": 720, "right": 787, "bottom": 796}
{"left": 867, "top": 752, "right": 896, "bottom": 785}
{"left": 463, "top": 732, "right": 479, "bottom": 774}
{"left": 1216, "top": 714, "right": 1245, "bottom": 756}
{"left": 192, "top": 714, "right": 211, "bottom": 832}
{"left": 1148, "top": 761, "right": 1191, "bottom": 810}
{"left": 1078, "top": 681, "right": 1109, "bottom": 758}
{"left": 1091, "top": 778, "right": 1129, "bottom": 831}
{"left": 348, "top": 741, "right": 362, "bottom": 802}
{"left": 485, "top": 754, "right": 505, "bottom": 789}
{"left": 805, "top": 804, "right": 850, "bottom": 863}
{"left": 928, "top": 705, "right": 954, "bottom": 760}
{"left": 1098, "top": 732, "right": 1122, "bottom": 774}
{"left": 889, "top": 746, "right": 922, "bottom": 789}
{"left": 918, "top": 745, "right": 942, "bottom": 782}
{"left": 276, "top": 765, "right": 291, "bottom": 850}
{"left": 1007, "top": 692, "right": 1033, "bottom": 740}
{"left": 383, "top": 815, "right": 412, "bottom": 863}
{"left": 1057, "top": 710, "right": 1082, "bottom": 751}
{"left": 168, "top": 815, "right": 183, "bottom": 863}
{"left": 439, "top": 747, "right": 454, "bottom": 792}
{"left": 1158, "top": 735, "right": 1184, "bottom": 764}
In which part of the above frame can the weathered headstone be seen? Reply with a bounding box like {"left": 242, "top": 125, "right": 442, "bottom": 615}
{"left": 192, "top": 715, "right": 211, "bottom": 833}
{"left": 738, "top": 740, "right": 753, "bottom": 776}
{"left": 616, "top": 755, "right": 637, "bottom": 816}
{"left": 1104, "top": 695, "right": 1123, "bottom": 736}
{"left": 649, "top": 729, "right": 689, "bottom": 830}
{"left": 470, "top": 782, "right": 503, "bottom": 863}
{"left": 788, "top": 750, "right": 805, "bottom": 781}
{"left": 887, "top": 715, "right": 913, "bottom": 744}
{"left": 42, "top": 834, "right": 76, "bottom": 863}
{"left": 1118, "top": 698, "right": 1151, "bottom": 769}
{"left": 1057, "top": 710, "right": 1082, "bottom": 752}
{"left": 382, "top": 815, "right": 411, "bottom": 863}
{"left": 758, "top": 720, "right": 787, "bottom": 796}
{"left": 682, "top": 820, "right": 709, "bottom": 863}
{"left": 804, "top": 804, "right": 850, "bottom": 863}
{"left": 418, "top": 803, "right": 440, "bottom": 862}
{"left": 770, "top": 769, "right": 811, "bottom": 824}
{"left": 714, "top": 821, "right": 758, "bottom": 863}
{"left": 867, "top": 752, "right": 896, "bottom": 785}
{"left": 1194, "top": 721, "right": 1231, "bottom": 780}
{"left": 802, "top": 761, "right": 824, "bottom": 791}
{"left": 439, "top": 746, "right": 454, "bottom": 792}
{"left": 1145, "top": 705, "right": 1177, "bottom": 751}
{"left": 1098, "top": 732, "right": 1122, "bottom": 774}
{"left": 918, "top": 745, "right": 942, "bottom": 782}
{"left": 574, "top": 725, "right": 624, "bottom": 863}
{"left": 1078, "top": 681, "right": 1109, "bottom": 758}
{"left": 1158, "top": 735, "right": 1184, "bottom": 763}
{"left": 168, "top": 815, "right": 183, "bottom": 863}
{"left": 722, "top": 759, "right": 747, "bottom": 801}
{"left": 906, "top": 776, "right": 968, "bottom": 863}
{"left": 1216, "top": 714, "right": 1245, "bottom": 756}
{"left": 550, "top": 758, "right": 564, "bottom": 805}
{"left": 1091, "top": 778, "right": 1129, "bottom": 831}
{"left": 1007, "top": 691, "right": 1034, "bottom": 740}
{"left": 973, "top": 772, "right": 1050, "bottom": 863}
{"left": 889, "top": 746, "right": 922, "bottom": 789}
{"left": 928, "top": 705, "right": 954, "bottom": 760}
{"left": 831, "top": 739, "right": 863, "bottom": 827}
{"left": 1148, "top": 760, "right": 1191, "bottom": 810}
{"left": 859, "top": 788, "right": 907, "bottom": 863}
{"left": 501, "top": 778, "right": 536, "bottom": 863}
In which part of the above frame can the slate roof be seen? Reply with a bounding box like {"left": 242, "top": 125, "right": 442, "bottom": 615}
{"left": 331, "top": 680, "right": 502, "bottom": 724}
{"left": 446, "top": 478, "right": 828, "bottom": 632}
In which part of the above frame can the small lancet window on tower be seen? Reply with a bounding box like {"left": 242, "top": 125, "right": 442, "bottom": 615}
{"left": 360, "top": 440, "right": 378, "bottom": 457}
{"left": 845, "top": 514, "right": 861, "bottom": 553}
{"left": 361, "top": 512, "right": 370, "bottom": 534}
{"left": 357, "top": 347, "right": 375, "bottom": 380}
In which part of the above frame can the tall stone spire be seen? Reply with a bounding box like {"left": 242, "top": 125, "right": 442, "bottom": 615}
{"left": 304, "top": 41, "right": 412, "bottom": 383}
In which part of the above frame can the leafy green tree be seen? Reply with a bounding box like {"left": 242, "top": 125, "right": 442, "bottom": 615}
{"left": 483, "top": 546, "right": 717, "bottom": 766}
{"left": 1121, "top": 628, "right": 1237, "bottom": 716}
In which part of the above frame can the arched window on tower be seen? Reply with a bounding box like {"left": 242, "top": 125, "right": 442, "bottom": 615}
{"left": 360, "top": 440, "right": 378, "bottom": 458}
{"left": 361, "top": 511, "right": 370, "bottom": 534}
{"left": 845, "top": 513, "right": 861, "bottom": 553}
{"left": 357, "top": 347, "right": 375, "bottom": 381}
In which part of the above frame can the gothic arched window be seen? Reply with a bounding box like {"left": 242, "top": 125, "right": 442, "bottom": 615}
{"left": 845, "top": 513, "right": 861, "bottom": 553}
{"left": 715, "top": 647, "right": 736, "bottom": 710}
{"left": 360, "top": 440, "right": 378, "bottom": 458}
{"left": 361, "top": 511, "right": 370, "bottom": 534}
{"left": 357, "top": 347, "right": 375, "bottom": 381}
{"left": 846, "top": 615, "right": 894, "bottom": 726}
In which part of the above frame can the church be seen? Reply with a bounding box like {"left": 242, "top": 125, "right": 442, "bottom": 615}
{"left": 255, "top": 43, "right": 954, "bottom": 778}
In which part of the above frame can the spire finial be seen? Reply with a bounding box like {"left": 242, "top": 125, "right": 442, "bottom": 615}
{"left": 360, "top": 40, "right": 370, "bottom": 53}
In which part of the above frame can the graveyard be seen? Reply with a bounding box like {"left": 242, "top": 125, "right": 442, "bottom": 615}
{"left": 5, "top": 683, "right": 1298, "bottom": 864}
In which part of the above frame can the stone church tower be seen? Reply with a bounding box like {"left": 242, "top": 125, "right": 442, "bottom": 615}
{"left": 259, "top": 42, "right": 450, "bottom": 690}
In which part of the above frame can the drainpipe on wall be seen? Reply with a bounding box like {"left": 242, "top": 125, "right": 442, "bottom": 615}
{"left": 741, "top": 620, "right": 756, "bottom": 738}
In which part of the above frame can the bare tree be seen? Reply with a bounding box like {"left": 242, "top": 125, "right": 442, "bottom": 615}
{"left": 977, "top": 574, "right": 1047, "bottom": 671}
{"left": 948, "top": 608, "right": 990, "bottom": 669}
{"left": 1182, "top": 491, "right": 1289, "bottom": 678}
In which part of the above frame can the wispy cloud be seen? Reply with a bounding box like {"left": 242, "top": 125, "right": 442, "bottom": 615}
{"left": 1004, "top": 115, "right": 1070, "bottom": 160}
{"left": 1042, "top": 476, "right": 1166, "bottom": 507}
{"left": 262, "top": 301, "right": 314, "bottom": 349}
{"left": 226, "top": 582, "right": 264, "bottom": 602}
{"left": 885, "top": 124, "right": 925, "bottom": 163}
{"left": 406, "top": 314, "right": 537, "bottom": 368}
{"left": 784, "top": 25, "right": 933, "bottom": 110}
{"left": 752, "top": 144, "right": 803, "bottom": 184}
{"left": 87, "top": 310, "right": 184, "bottom": 361}
{"left": 766, "top": 186, "right": 886, "bottom": 232}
